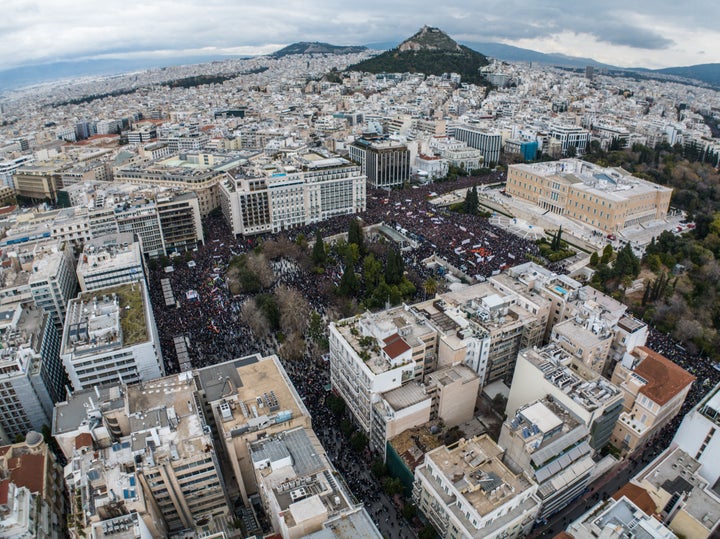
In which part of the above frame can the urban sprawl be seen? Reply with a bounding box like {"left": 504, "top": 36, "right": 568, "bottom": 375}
{"left": 0, "top": 44, "right": 719, "bottom": 539}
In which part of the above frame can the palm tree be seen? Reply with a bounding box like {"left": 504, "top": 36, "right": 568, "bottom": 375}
{"left": 423, "top": 277, "right": 438, "bottom": 299}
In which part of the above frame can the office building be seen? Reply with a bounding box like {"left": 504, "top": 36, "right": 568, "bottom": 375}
{"left": 219, "top": 152, "right": 365, "bottom": 236}
{"left": 113, "top": 152, "right": 244, "bottom": 216}
{"left": 76, "top": 233, "right": 145, "bottom": 291}
{"left": 506, "top": 159, "right": 673, "bottom": 233}
{"left": 196, "top": 355, "right": 312, "bottom": 505}
{"left": 549, "top": 124, "right": 590, "bottom": 155}
{"left": 0, "top": 433, "right": 65, "bottom": 539}
{"left": 349, "top": 138, "right": 410, "bottom": 188}
{"left": 450, "top": 126, "right": 502, "bottom": 165}
{"left": 610, "top": 346, "right": 695, "bottom": 455}
{"left": 28, "top": 241, "right": 78, "bottom": 328}
{"left": 13, "top": 163, "right": 68, "bottom": 202}
{"left": 506, "top": 345, "right": 624, "bottom": 450}
{"left": 499, "top": 399, "right": 595, "bottom": 519}
{"left": 413, "top": 435, "right": 541, "bottom": 539}
{"left": 0, "top": 303, "right": 63, "bottom": 444}
{"left": 672, "top": 382, "right": 720, "bottom": 490}
{"left": 61, "top": 281, "right": 164, "bottom": 390}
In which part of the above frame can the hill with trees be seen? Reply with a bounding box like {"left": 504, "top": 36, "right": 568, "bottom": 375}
{"left": 583, "top": 141, "right": 720, "bottom": 358}
{"left": 270, "top": 42, "right": 367, "bottom": 58}
{"left": 348, "top": 26, "right": 490, "bottom": 85}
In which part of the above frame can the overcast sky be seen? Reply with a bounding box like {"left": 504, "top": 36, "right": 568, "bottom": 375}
{"left": 2, "top": 0, "right": 719, "bottom": 71}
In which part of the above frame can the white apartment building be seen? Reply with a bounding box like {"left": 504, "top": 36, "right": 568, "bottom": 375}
{"left": 672, "top": 382, "right": 720, "bottom": 491}
{"left": 506, "top": 345, "right": 625, "bottom": 451}
{"left": 61, "top": 281, "right": 163, "bottom": 389}
{"left": 499, "top": 399, "right": 595, "bottom": 519}
{"left": 450, "top": 126, "right": 502, "bottom": 165}
{"left": 413, "top": 435, "right": 541, "bottom": 539}
{"left": 76, "top": 233, "right": 145, "bottom": 291}
{"left": 329, "top": 306, "right": 437, "bottom": 436}
{"left": 28, "top": 241, "right": 78, "bottom": 327}
{"left": 0, "top": 303, "right": 63, "bottom": 444}
{"left": 219, "top": 153, "right": 366, "bottom": 236}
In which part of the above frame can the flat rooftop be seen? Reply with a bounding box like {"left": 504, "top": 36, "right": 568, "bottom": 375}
{"left": 634, "top": 447, "right": 720, "bottom": 528}
{"left": 53, "top": 385, "right": 125, "bottom": 435}
{"left": 334, "top": 306, "right": 435, "bottom": 375}
{"left": 250, "top": 428, "right": 352, "bottom": 530}
{"left": 63, "top": 281, "right": 148, "bottom": 355}
{"left": 382, "top": 382, "right": 429, "bottom": 412}
{"left": 209, "top": 355, "right": 309, "bottom": 437}
{"left": 304, "top": 507, "right": 383, "bottom": 539}
{"left": 126, "top": 372, "right": 208, "bottom": 460}
{"left": 522, "top": 345, "right": 623, "bottom": 411}
{"left": 512, "top": 159, "right": 672, "bottom": 199}
{"left": 426, "top": 435, "right": 535, "bottom": 517}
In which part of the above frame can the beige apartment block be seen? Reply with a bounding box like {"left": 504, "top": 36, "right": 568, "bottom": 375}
{"left": 610, "top": 346, "right": 695, "bottom": 455}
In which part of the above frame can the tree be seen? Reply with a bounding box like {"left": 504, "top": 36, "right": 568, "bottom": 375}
{"left": 463, "top": 186, "right": 479, "bottom": 215}
{"left": 255, "top": 294, "right": 280, "bottom": 331}
{"left": 348, "top": 219, "right": 365, "bottom": 254}
{"left": 566, "top": 145, "right": 577, "bottom": 158}
{"left": 311, "top": 230, "right": 326, "bottom": 266}
{"left": 307, "top": 311, "right": 325, "bottom": 342}
{"left": 371, "top": 459, "right": 388, "bottom": 478}
{"left": 613, "top": 243, "right": 640, "bottom": 278}
{"left": 338, "top": 263, "right": 359, "bottom": 297}
{"left": 240, "top": 299, "right": 270, "bottom": 337}
{"left": 423, "top": 277, "right": 438, "bottom": 298}
{"left": 362, "top": 254, "right": 383, "bottom": 290}
{"left": 327, "top": 395, "right": 346, "bottom": 417}
{"left": 382, "top": 477, "right": 404, "bottom": 496}
{"left": 601, "top": 243, "right": 614, "bottom": 264}
{"left": 590, "top": 251, "right": 599, "bottom": 266}
{"left": 552, "top": 226, "right": 563, "bottom": 251}
{"left": 275, "top": 285, "right": 311, "bottom": 335}
{"left": 385, "top": 248, "right": 405, "bottom": 285}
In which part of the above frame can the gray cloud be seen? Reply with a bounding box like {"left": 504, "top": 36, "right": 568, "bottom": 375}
{"left": 0, "top": 0, "right": 717, "bottom": 71}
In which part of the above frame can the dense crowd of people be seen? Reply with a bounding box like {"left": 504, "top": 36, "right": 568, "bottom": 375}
{"left": 144, "top": 172, "right": 720, "bottom": 537}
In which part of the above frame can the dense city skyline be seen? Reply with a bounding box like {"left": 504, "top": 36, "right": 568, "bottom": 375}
{"left": 2, "top": 0, "right": 719, "bottom": 72}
